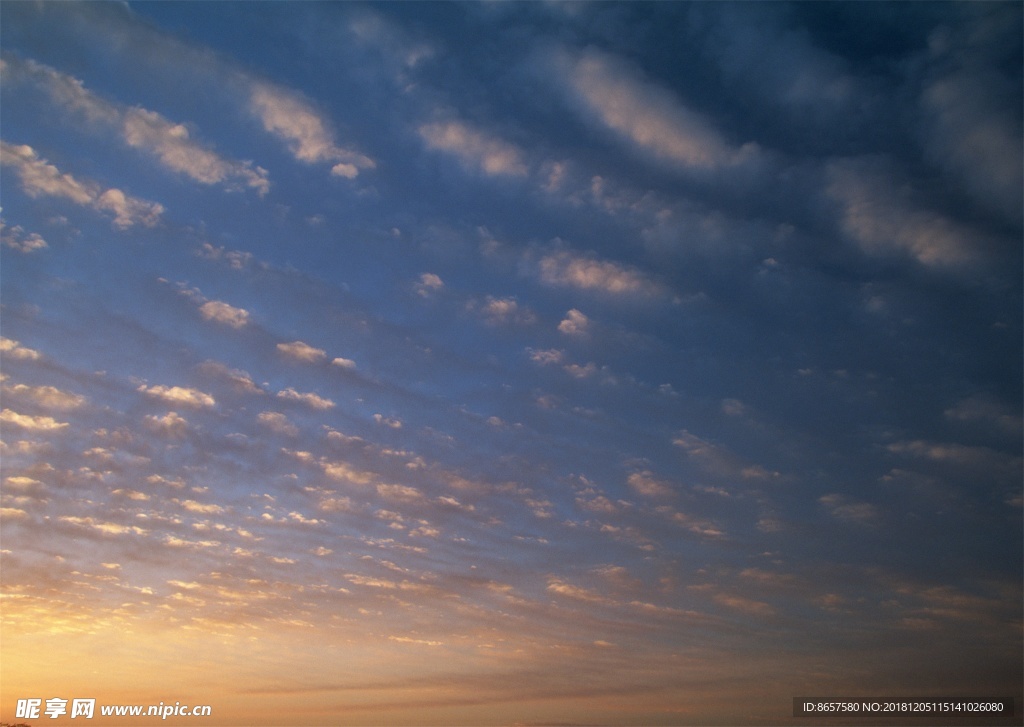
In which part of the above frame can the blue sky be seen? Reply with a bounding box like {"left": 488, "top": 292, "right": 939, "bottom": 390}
{"left": 1, "top": 3, "right": 1021, "bottom": 725}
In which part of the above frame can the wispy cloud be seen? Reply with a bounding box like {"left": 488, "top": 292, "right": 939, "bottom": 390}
{"left": 137, "top": 384, "right": 216, "bottom": 408}
{"left": 198, "top": 300, "right": 250, "bottom": 328}
{"left": 276, "top": 340, "right": 328, "bottom": 364}
{"left": 249, "top": 80, "right": 375, "bottom": 179}
{"left": 538, "top": 250, "right": 661, "bottom": 296}
{"left": 418, "top": 118, "right": 528, "bottom": 177}
{"left": 826, "top": 158, "right": 985, "bottom": 269}
{"left": 1, "top": 141, "right": 163, "bottom": 228}
{"left": 549, "top": 46, "right": 759, "bottom": 170}
{"left": 4, "top": 55, "right": 270, "bottom": 195}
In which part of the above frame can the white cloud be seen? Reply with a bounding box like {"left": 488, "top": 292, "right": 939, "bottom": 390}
{"left": 471, "top": 296, "right": 535, "bottom": 326}
{"left": 415, "top": 272, "right": 445, "bottom": 297}
{"left": 1, "top": 222, "right": 48, "bottom": 253}
{"left": 179, "top": 499, "right": 225, "bottom": 514}
{"left": 145, "top": 411, "right": 189, "bottom": 437}
{"left": 2, "top": 55, "right": 119, "bottom": 125}
{"left": 826, "top": 158, "right": 984, "bottom": 269}
{"left": 248, "top": 80, "right": 375, "bottom": 176}
{"left": 373, "top": 414, "right": 402, "bottom": 429}
{"left": 1, "top": 141, "right": 93, "bottom": 204}
{"left": 331, "top": 357, "right": 357, "bottom": 370}
{"left": 277, "top": 387, "right": 335, "bottom": 410}
{"left": 563, "top": 362, "right": 597, "bottom": 379}
{"left": 59, "top": 516, "right": 147, "bottom": 536}
{"left": 3, "top": 383, "right": 84, "bottom": 409}
{"left": 196, "top": 360, "right": 263, "bottom": 394}
{"left": 673, "top": 429, "right": 777, "bottom": 481}
{"left": 539, "top": 250, "right": 660, "bottom": 296}
{"left": 0, "top": 409, "right": 69, "bottom": 431}
{"left": 377, "top": 484, "right": 423, "bottom": 502}
{"left": 527, "top": 348, "right": 564, "bottom": 366}
{"left": 627, "top": 471, "right": 674, "bottom": 498}
{"left": 258, "top": 411, "right": 298, "bottom": 437}
{"left": 0, "top": 141, "right": 163, "bottom": 228}
{"left": 95, "top": 188, "right": 164, "bottom": 229}
{"left": 277, "top": 340, "right": 327, "bottom": 363}
{"left": 546, "top": 577, "right": 611, "bottom": 604}
{"left": 199, "top": 300, "right": 250, "bottom": 328}
{"left": 0, "top": 338, "right": 42, "bottom": 361}
{"left": 122, "top": 107, "right": 269, "bottom": 195}
{"left": 137, "top": 384, "right": 216, "bottom": 408}
{"left": 418, "top": 119, "right": 527, "bottom": 177}
{"left": 551, "top": 47, "right": 758, "bottom": 170}
{"left": 558, "top": 308, "right": 590, "bottom": 336}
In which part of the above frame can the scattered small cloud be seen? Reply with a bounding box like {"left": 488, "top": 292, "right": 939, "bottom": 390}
{"left": 558, "top": 308, "right": 590, "bottom": 337}
{"left": 0, "top": 141, "right": 164, "bottom": 228}
{"left": 419, "top": 118, "right": 527, "bottom": 177}
{"left": 137, "top": 384, "right": 215, "bottom": 408}
{"left": 277, "top": 340, "right": 327, "bottom": 364}
{"left": 199, "top": 300, "right": 250, "bottom": 328}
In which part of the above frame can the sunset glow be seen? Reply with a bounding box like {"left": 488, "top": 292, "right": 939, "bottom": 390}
{"left": 1, "top": 3, "right": 1021, "bottom": 725}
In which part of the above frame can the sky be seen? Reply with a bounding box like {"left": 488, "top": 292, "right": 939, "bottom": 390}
{"left": 0, "top": 2, "right": 1022, "bottom": 726}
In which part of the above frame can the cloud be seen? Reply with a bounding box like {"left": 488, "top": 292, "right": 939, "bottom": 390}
{"left": 258, "top": 411, "right": 298, "bottom": 437}
{"left": 418, "top": 119, "right": 528, "bottom": 177}
{"left": 373, "top": 414, "right": 402, "bottom": 429}
{"left": 179, "top": 499, "right": 225, "bottom": 515}
{"left": 137, "top": 384, "right": 216, "bottom": 408}
{"left": 549, "top": 46, "right": 758, "bottom": 170}
{"left": 470, "top": 296, "right": 535, "bottom": 326}
{"left": 673, "top": 430, "right": 777, "bottom": 482}
{"left": 944, "top": 396, "right": 1022, "bottom": 437}
{"left": 1, "top": 221, "right": 48, "bottom": 253}
{"left": 3, "top": 383, "right": 84, "bottom": 409}
{"left": 196, "top": 360, "right": 264, "bottom": 394}
{"left": 377, "top": 484, "right": 423, "bottom": 502}
{"left": 0, "top": 141, "right": 163, "bottom": 228}
{"left": 59, "top": 516, "right": 147, "bottom": 536}
{"left": 688, "top": 4, "right": 858, "bottom": 126}
{"left": 144, "top": 411, "right": 189, "bottom": 437}
{"left": 721, "top": 398, "right": 748, "bottom": 417}
{"left": 0, "top": 409, "right": 69, "bottom": 431}
{"left": 546, "top": 577, "right": 612, "bottom": 605}
{"left": 627, "top": 471, "right": 674, "bottom": 498}
{"left": 248, "top": 80, "right": 375, "bottom": 177}
{"left": 527, "top": 348, "right": 564, "bottom": 366}
{"left": 331, "top": 357, "right": 357, "bottom": 370}
{"left": 563, "top": 362, "right": 597, "bottom": 379}
{"left": 711, "top": 592, "right": 774, "bottom": 617}
{"left": 4, "top": 53, "right": 269, "bottom": 193}
{"left": 818, "top": 493, "right": 879, "bottom": 525}
{"left": 277, "top": 388, "right": 335, "bottom": 410}
{"left": 199, "top": 300, "right": 250, "bottom": 328}
{"left": 538, "top": 250, "right": 660, "bottom": 296}
{"left": 826, "top": 158, "right": 985, "bottom": 269}
{"left": 557, "top": 309, "right": 590, "bottom": 337}
{"left": 0, "top": 338, "right": 42, "bottom": 360}
{"left": 886, "top": 439, "right": 1019, "bottom": 477}
{"left": 415, "top": 273, "right": 444, "bottom": 298}
{"left": 277, "top": 340, "right": 327, "bottom": 364}
{"left": 121, "top": 107, "right": 270, "bottom": 195}
{"left": 918, "top": 12, "right": 1023, "bottom": 223}
{"left": 1, "top": 141, "right": 94, "bottom": 204}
